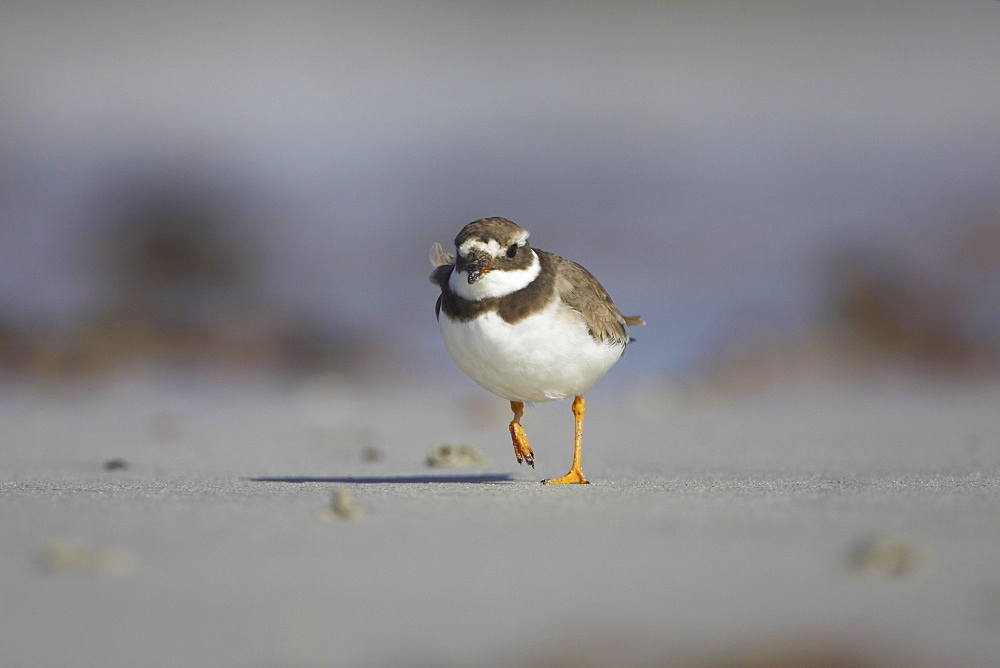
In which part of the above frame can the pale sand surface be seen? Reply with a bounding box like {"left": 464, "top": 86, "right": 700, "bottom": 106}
{"left": 2, "top": 375, "right": 999, "bottom": 666}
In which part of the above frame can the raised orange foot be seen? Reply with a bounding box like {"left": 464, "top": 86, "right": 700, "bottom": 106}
{"left": 508, "top": 400, "right": 534, "bottom": 467}
{"left": 509, "top": 421, "right": 534, "bottom": 467}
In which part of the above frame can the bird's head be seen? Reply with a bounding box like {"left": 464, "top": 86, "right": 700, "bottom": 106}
{"left": 449, "top": 218, "right": 540, "bottom": 299}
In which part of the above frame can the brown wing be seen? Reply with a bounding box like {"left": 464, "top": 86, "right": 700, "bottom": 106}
{"left": 429, "top": 242, "right": 455, "bottom": 269}
{"left": 539, "top": 250, "right": 636, "bottom": 347}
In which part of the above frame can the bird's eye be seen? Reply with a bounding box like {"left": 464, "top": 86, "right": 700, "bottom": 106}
{"left": 506, "top": 244, "right": 518, "bottom": 258}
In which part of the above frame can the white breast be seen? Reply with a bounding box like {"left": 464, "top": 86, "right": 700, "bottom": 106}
{"left": 439, "top": 299, "right": 625, "bottom": 403}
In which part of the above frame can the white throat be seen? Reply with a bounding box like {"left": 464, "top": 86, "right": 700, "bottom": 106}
{"left": 449, "top": 250, "right": 541, "bottom": 301}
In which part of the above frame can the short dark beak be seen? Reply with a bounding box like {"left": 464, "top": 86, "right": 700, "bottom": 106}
{"left": 466, "top": 260, "right": 489, "bottom": 284}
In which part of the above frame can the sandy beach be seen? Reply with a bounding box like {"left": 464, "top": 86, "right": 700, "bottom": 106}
{"left": 4, "top": 1, "right": 1000, "bottom": 665}
{"left": 3, "top": 374, "right": 999, "bottom": 666}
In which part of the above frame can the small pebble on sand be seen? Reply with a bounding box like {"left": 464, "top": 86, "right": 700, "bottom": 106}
{"left": 846, "top": 536, "right": 924, "bottom": 577}
{"left": 37, "top": 542, "right": 134, "bottom": 576}
{"left": 425, "top": 443, "right": 488, "bottom": 468}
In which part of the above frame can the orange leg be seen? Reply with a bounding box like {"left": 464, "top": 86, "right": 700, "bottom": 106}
{"left": 508, "top": 401, "right": 534, "bottom": 468}
{"left": 542, "top": 395, "right": 590, "bottom": 484}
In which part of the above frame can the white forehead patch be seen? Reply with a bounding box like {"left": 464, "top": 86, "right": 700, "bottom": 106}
{"left": 458, "top": 229, "right": 529, "bottom": 258}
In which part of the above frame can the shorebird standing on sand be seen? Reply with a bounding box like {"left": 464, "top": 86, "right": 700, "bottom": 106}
{"left": 430, "top": 217, "right": 643, "bottom": 484}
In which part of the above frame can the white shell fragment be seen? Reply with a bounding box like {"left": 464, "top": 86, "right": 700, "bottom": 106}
{"left": 318, "top": 487, "right": 364, "bottom": 521}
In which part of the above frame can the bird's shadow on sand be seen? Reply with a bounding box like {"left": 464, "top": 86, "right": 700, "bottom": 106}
{"left": 248, "top": 474, "right": 518, "bottom": 484}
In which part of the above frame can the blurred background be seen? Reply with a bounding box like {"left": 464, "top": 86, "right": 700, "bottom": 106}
{"left": 2, "top": 0, "right": 999, "bottom": 392}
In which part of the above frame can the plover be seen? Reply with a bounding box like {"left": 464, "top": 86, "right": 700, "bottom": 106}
{"left": 430, "top": 217, "right": 643, "bottom": 484}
